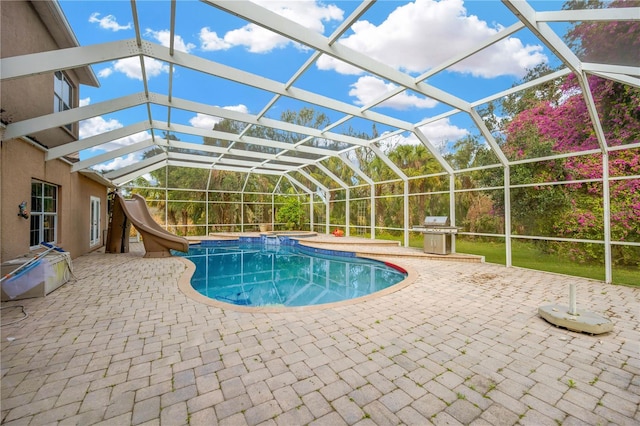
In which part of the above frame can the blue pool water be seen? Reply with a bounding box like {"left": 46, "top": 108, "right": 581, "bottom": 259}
{"left": 178, "top": 241, "right": 407, "bottom": 308}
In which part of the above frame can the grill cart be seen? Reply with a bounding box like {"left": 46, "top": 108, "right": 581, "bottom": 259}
{"left": 413, "top": 216, "right": 459, "bottom": 255}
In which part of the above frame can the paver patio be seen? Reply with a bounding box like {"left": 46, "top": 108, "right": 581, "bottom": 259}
{"left": 1, "top": 239, "right": 638, "bottom": 425}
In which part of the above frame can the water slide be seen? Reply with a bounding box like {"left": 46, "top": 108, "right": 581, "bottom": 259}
{"left": 106, "top": 193, "right": 189, "bottom": 258}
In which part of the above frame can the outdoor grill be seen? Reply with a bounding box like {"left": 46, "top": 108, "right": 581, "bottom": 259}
{"left": 413, "top": 216, "right": 459, "bottom": 255}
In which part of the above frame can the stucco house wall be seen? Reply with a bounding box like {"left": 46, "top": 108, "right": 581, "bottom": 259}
{"left": 1, "top": 0, "right": 109, "bottom": 263}
{"left": 0, "top": 139, "right": 108, "bottom": 262}
{"left": 0, "top": 0, "right": 85, "bottom": 145}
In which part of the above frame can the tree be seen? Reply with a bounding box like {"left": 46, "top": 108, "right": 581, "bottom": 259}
{"left": 564, "top": 0, "right": 640, "bottom": 66}
{"left": 276, "top": 196, "right": 303, "bottom": 230}
{"left": 132, "top": 133, "right": 209, "bottom": 235}
{"left": 444, "top": 136, "right": 505, "bottom": 235}
{"left": 492, "top": 0, "right": 640, "bottom": 264}
{"left": 201, "top": 108, "right": 338, "bottom": 230}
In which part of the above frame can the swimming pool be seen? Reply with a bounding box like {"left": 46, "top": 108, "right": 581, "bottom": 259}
{"left": 178, "top": 242, "right": 407, "bottom": 308}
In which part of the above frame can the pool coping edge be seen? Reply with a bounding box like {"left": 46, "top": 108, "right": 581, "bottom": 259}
{"left": 175, "top": 252, "right": 419, "bottom": 313}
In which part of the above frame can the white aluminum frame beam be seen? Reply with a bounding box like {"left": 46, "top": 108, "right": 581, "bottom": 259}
{"left": 205, "top": 1, "right": 472, "bottom": 112}
{"left": 104, "top": 153, "right": 167, "bottom": 179}
{"left": 230, "top": 0, "right": 375, "bottom": 153}
{"left": 504, "top": 0, "right": 609, "bottom": 155}
{"left": 167, "top": 160, "right": 284, "bottom": 176}
{"left": 0, "top": 39, "right": 138, "bottom": 81}
{"left": 8, "top": 87, "right": 380, "bottom": 171}
{"left": 502, "top": 1, "right": 583, "bottom": 73}
{"left": 295, "top": 169, "right": 330, "bottom": 195}
{"left": 412, "top": 128, "right": 455, "bottom": 174}
{"left": 112, "top": 160, "right": 168, "bottom": 186}
{"left": 590, "top": 72, "right": 640, "bottom": 89}
{"left": 582, "top": 63, "right": 640, "bottom": 77}
{"left": 369, "top": 145, "right": 408, "bottom": 181}
{"left": 535, "top": 8, "right": 640, "bottom": 22}
{"left": 46, "top": 121, "right": 151, "bottom": 160}
{"left": 153, "top": 121, "right": 346, "bottom": 158}
{"left": 418, "top": 22, "right": 526, "bottom": 81}
{"left": 338, "top": 154, "right": 375, "bottom": 186}
{"left": 471, "top": 68, "right": 572, "bottom": 108}
{"left": 285, "top": 175, "right": 314, "bottom": 195}
{"left": 168, "top": 152, "right": 301, "bottom": 173}
{"left": 314, "top": 163, "right": 350, "bottom": 190}
{"left": 71, "top": 138, "right": 155, "bottom": 172}
{"left": 148, "top": 93, "right": 372, "bottom": 148}
{"left": 3, "top": 92, "right": 147, "bottom": 140}
{"left": 145, "top": 42, "right": 416, "bottom": 131}
{"left": 47, "top": 119, "right": 342, "bottom": 165}
{"left": 469, "top": 109, "right": 509, "bottom": 166}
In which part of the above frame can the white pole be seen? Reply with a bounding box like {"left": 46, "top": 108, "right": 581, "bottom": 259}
{"left": 310, "top": 194, "right": 314, "bottom": 232}
{"left": 449, "top": 174, "right": 456, "bottom": 253}
{"left": 346, "top": 188, "right": 350, "bottom": 237}
{"left": 602, "top": 152, "right": 612, "bottom": 284}
{"left": 325, "top": 191, "right": 330, "bottom": 234}
{"left": 569, "top": 283, "right": 577, "bottom": 315}
{"left": 504, "top": 166, "right": 512, "bottom": 267}
{"left": 403, "top": 180, "right": 409, "bottom": 247}
{"left": 370, "top": 183, "right": 375, "bottom": 239}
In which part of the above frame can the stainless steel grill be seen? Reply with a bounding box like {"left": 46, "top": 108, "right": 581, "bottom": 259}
{"left": 413, "top": 216, "right": 458, "bottom": 254}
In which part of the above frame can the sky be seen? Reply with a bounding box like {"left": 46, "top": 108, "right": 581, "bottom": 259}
{"left": 57, "top": 0, "right": 571, "bottom": 172}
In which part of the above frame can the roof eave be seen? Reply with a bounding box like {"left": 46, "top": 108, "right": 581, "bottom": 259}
{"left": 31, "top": 0, "right": 100, "bottom": 88}
{"left": 79, "top": 170, "right": 116, "bottom": 189}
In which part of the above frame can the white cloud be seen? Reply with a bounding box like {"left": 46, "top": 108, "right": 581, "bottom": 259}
{"left": 222, "top": 25, "right": 292, "bottom": 54}
{"left": 200, "top": 1, "right": 343, "bottom": 53}
{"left": 93, "top": 129, "right": 151, "bottom": 152}
{"left": 189, "top": 105, "right": 250, "bottom": 129}
{"left": 317, "top": 55, "right": 362, "bottom": 75}
{"left": 97, "top": 68, "right": 113, "bottom": 78}
{"left": 252, "top": 0, "right": 343, "bottom": 32}
{"left": 379, "top": 119, "right": 468, "bottom": 149}
{"left": 92, "top": 153, "right": 142, "bottom": 172}
{"left": 100, "top": 56, "right": 169, "bottom": 81}
{"left": 455, "top": 36, "right": 546, "bottom": 78}
{"left": 376, "top": 132, "right": 413, "bottom": 152}
{"left": 145, "top": 29, "right": 195, "bottom": 53}
{"left": 417, "top": 118, "right": 469, "bottom": 145}
{"left": 80, "top": 115, "right": 122, "bottom": 140}
{"left": 199, "top": 28, "right": 231, "bottom": 51}
{"left": 388, "top": 133, "right": 420, "bottom": 147}
{"left": 222, "top": 104, "right": 249, "bottom": 114}
{"left": 190, "top": 113, "right": 222, "bottom": 129}
{"left": 317, "top": 0, "right": 546, "bottom": 78}
{"left": 349, "top": 76, "right": 438, "bottom": 110}
{"left": 88, "top": 13, "right": 131, "bottom": 31}
{"left": 79, "top": 101, "right": 151, "bottom": 152}
{"left": 79, "top": 97, "right": 91, "bottom": 107}
{"left": 99, "top": 27, "right": 196, "bottom": 80}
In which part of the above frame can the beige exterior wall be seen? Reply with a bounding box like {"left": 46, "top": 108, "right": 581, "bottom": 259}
{"left": 0, "top": 138, "right": 108, "bottom": 262}
{"left": 0, "top": 0, "right": 81, "bottom": 146}
{"left": 1, "top": 1, "right": 109, "bottom": 263}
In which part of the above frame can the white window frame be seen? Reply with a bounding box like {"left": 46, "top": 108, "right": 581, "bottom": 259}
{"left": 54, "top": 71, "right": 73, "bottom": 131}
{"left": 90, "top": 196, "right": 101, "bottom": 247}
{"left": 30, "top": 180, "right": 58, "bottom": 249}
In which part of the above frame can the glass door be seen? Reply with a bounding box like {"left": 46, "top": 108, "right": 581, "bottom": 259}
{"left": 90, "top": 196, "right": 101, "bottom": 247}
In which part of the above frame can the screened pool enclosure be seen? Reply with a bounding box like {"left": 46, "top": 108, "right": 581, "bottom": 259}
{"left": 1, "top": 0, "right": 638, "bottom": 284}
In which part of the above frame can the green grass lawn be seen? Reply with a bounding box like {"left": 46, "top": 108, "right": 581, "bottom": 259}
{"left": 383, "top": 232, "right": 639, "bottom": 287}
{"left": 458, "top": 239, "right": 639, "bottom": 287}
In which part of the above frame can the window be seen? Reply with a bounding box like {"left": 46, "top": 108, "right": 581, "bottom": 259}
{"left": 54, "top": 71, "right": 73, "bottom": 131}
{"left": 30, "top": 181, "right": 58, "bottom": 248}
{"left": 90, "top": 196, "right": 101, "bottom": 247}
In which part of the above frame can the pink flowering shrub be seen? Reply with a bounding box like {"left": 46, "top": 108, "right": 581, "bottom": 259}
{"left": 502, "top": 75, "right": 639, "bottom": 265}
{"left": 475, "top": 1, "right": 639, "bottom": 265}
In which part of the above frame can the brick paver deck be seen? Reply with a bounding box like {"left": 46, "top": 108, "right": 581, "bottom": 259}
{"left": 1, "top": 241, "right": 638, "bottom": 425}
